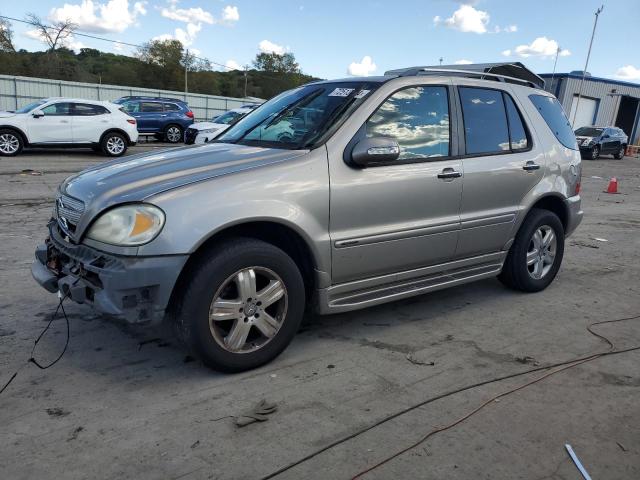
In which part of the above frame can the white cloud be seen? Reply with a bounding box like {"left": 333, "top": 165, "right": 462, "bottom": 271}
{"left": 506, "top": 37, "right": 570, "bottom": 58}
{"left": 259, "top": 39, "right": 285, "bottom": 55}
{"left": 615, "top": 65, "right": 640, "bottom": 81}
{"left": 153, "top": 21, "right": 200, "bottom": 47}
{"left": 49, "top": 0, "right": 147, "bottom": 34}
{"left": 221, "top": 5, "right": 239, "bottom": 23}
{"left": 505, "top": 24, "right": 517, "bottom": 32}
{"left": 348, "top": 56, "right": 377, "bottom": 76}
{"left": 434, "top": 5, "right": 490, "bottom": 34}
{"left": 225, "top": 59, "right": 241, "bottom": 70}
{"left": 454, "top": 59, "right": 473, "bottom": 65}
{"left": 160, "top": 4, "right": 214, "bottom": 24}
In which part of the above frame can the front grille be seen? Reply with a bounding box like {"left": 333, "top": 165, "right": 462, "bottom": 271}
{"left": 56, "top": 193, "right": 85, "bottom": 234}
{"left": 184, "top": 127, "right": 198, "bottom": 144}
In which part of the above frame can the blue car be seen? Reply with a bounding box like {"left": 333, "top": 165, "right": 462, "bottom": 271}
{"left": 114, "top": 96, "right": 194, "bottom": 143}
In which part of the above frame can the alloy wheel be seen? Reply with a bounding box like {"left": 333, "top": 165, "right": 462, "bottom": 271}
{"left": 0, "top": 133, "right": 20, "bottom": 155}
{"left": 592, "top": 146, "right": 600, "bottom": 159}
{"left": 106, "top": 136, "right": 125, "bottom": 155}
{"left": 167, "top": 126, "right": 182, "bottom": 143}
{"left": 209, "top": 267, "right": 288, "bottom": 353}
{"left": 526, "top": 225, "right": 557, "bottom": 280}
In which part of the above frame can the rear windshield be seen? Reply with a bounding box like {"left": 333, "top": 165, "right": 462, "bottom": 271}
{"left": 575, "top": 127, "right": 603, "bottom": 137}
{"left": 529, "top": 94, "right": 578, "bottom": 150}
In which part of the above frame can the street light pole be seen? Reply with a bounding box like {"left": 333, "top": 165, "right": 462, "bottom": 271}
{"left": 185, "top": 48, "right": 189, "bottom": 94}
{"left": 549, "top": 45, "right": 561, "bottom": 92}
{"left": 571, "top": 5, "right": 604, "bottom": 127}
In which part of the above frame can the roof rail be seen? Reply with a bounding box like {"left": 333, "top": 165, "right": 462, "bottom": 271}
{"left": 384, "top": 62, "right": 545, "bottom": 89}
{"left": 116, "top": 95, "right": 187, "bottom": 103}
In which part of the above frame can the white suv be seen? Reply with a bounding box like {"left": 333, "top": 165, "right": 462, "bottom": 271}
{"left": 0, "top": 98, "right": 139, "bottom": 157}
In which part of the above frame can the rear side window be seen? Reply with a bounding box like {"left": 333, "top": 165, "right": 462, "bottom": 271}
{"left": 529, "top": 94, "right": 578, "bottom": 150}
{"left": 73, "top": 103, "right": 109, "bottom": 115}
{"left": 140, "top": 102, "right": 164, "bottom": 113}
{"left": 459, "top": 87, "right": 509, "bottom": 154}
{"left": 163, "top": 103, "right": 181, "bottom": 112}
{"left": 365, "top": 86, "right": 450, "bottom": 160}
{"left": 504, "top": 95, "right": 529, "bottom": 150}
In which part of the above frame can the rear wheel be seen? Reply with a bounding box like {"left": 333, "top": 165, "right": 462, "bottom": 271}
{"left": 0, "top": 129, "right": 23, "bottom": 156}
{"left": 614, "top": 145, "right": 625, "bottom": 159}
{"left": 165, "top": 125, "right": 183, "bottom": 143}
{"left": 101, "top": 132, "right": 127, "bottom": 157}
{"left": 173, "top": 238, "right": 305, "bottom": 372}
{"left": 499, "top": 209, "right": 564, "bottom": 292}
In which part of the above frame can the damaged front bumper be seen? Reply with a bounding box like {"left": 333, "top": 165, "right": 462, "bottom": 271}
{"left": 31, "top": 221, "right": 188, "bottom": 324}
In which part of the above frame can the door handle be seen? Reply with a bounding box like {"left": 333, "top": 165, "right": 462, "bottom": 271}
{"left": 522, "top": 161, "right": 540, "bottom": 171}
{"left": 60, "top": 120, "right": 69, "bottom": 124}
{"left": 437, "top": 168, "right": 462, "bottom": 180}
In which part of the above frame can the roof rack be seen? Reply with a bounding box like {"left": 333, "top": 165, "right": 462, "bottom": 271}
{"left": 116, "top": 95, "right": 187, "bottom": 103}
{"left": 384, "top": 62, "right": 545, "bottom": 89}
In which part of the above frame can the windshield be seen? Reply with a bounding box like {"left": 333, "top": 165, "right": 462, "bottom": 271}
{"left": 575, "top": 127, "right": 603, "bottom": 137}
{"left": 15, "top": 100, "right": 47, "bottom": 114}
{"left": 216, "top": 82, "right": 379, "bottom": 149}
{"left": 213, "top": 110, "right": 244, "bottom": 125}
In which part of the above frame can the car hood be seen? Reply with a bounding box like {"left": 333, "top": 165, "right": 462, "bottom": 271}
{"left": 0, "top": 111, "right": 16, "bottom": 118}
{"left": 190, "top": 122, "right": 227, "bottom": 131}
{"left": 62, "top": 142, "right": 307, "bottom": 237}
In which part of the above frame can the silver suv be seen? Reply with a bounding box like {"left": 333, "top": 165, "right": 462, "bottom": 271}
{"left": 32, "top": 63, "right": 583, "bottom": 372}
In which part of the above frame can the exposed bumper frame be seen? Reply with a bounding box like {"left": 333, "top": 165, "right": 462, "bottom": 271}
{"left": 31, "top": 221, "right": 188, "bottom": 324}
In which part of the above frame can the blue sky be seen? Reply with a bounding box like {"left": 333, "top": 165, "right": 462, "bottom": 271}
{"left": 4, "top": 0, "right": 640, "bottom": 82}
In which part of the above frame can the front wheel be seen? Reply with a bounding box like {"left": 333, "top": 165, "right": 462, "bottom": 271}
{"left": 101, "top": 132, "right": 127, "bottom": 157}
{"left": 174, "top": 238, "right": 305, "bottom": 372}
{"left": 499, "top": 209, "right": 564, "bottom": 292}
{"left": 0, "top": 129, "right": 23, "bottom": 156}
{"left": 589, "top": 145, "right": 600, "bottom": 160}
{"left": 165, "top": 125, "right": 183, "bottom": 143}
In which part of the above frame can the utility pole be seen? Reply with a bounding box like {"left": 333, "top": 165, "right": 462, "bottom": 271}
{"left": 549, "top": 45, "right": 561, "bottom": 92}
{"left": 243, "top": 65, "right": 249, "bottom": 98}
{"left": 439, "top": 57, "right": 443, "bottom": 66}
{"left": 571, "top": 5, "right": 604, "bottom": 127}
{"left": 184, "top": 48, "right": 188, "bottom": 94}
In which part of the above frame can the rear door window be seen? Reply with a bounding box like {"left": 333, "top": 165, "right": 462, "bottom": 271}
{"left": 72, "top": 103, "right": 109, "bottom": 115}
{"left": 140, "top": 102, "right": 164, "bottom": 113}
{"left": 163, "top": 103, "right": 181, "bottom": 112}
{"left": 459, "top": 87, "right": 510, "bottom": 154}
{"left": 529, "top": 94, "right": 578, "bottom": 150}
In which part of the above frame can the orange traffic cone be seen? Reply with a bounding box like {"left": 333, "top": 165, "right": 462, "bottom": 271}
{"left": 604, "top": 177, "right": 619, "bottom": 194}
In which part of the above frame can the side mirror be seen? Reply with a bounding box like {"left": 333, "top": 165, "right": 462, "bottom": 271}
{"left": 32, "top": 110, "right": 44, "bottom": 118}
{"left": 351, "top": 137, "right": 400, "bottom": 167}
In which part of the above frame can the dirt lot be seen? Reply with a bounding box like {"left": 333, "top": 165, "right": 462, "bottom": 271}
{"left": 1, "top": 145, "right": 639, "bottom": 480}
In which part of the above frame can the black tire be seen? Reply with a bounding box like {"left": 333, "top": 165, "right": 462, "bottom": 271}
{"left": 589, "top": 145, "right": 600, "bottom": 160}
{"left": 613, "top": 145, "right": 625, "bottom": 159}
{"left": 164, "top": 124, "right": 183, "bottom": 143}
{"left": 498, "top": 208, "right": 565, "bottom": 292}
{"left": 173, "top": 238, "right": 305, "bottom": 372}
{"left": 0, "top": 128, "right": 24, "bottom": 156}
{"left": 101, "top": 132, "right": 128, "bottom": 157}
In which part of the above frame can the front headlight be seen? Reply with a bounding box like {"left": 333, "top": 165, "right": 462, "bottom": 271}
{"left": 86, "top": 204, "right": 165, "bottom": 246}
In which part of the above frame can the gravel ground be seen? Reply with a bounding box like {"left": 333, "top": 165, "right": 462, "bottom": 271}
{"left": 0, "top": 146, "right": 639, "bottom": 480}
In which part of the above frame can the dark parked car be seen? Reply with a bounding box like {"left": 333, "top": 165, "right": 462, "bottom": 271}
{"left": 575, "top": 126, "right": 627, "bottom": 159}
{"left": 114, "top": 96, "right": 194, "bottom": 143}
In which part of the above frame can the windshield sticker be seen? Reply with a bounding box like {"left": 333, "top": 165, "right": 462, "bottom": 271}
{"left": 354, "top": 90, "right": 371, "bottom": 99}
{"left": 329, "top": 88, "right": 355, "bottom": 97}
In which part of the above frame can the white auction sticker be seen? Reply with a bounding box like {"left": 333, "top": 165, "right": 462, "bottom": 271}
{"left": 354, "top": 90, "right": 371, "bottom": 99}
{"left": 329, "top": 88, "right": 355, "bottom": 97}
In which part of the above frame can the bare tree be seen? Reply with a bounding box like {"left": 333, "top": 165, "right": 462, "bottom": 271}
{"left": 25, "top": 13, "right": 77, "bottom": 52}
{"left": 0, "top": 17, "right": 15, "bottom": 52}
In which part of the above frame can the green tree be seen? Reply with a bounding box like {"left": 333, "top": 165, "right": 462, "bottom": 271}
{"left": 253, "top": 52, "right": 300, "bottom": 74}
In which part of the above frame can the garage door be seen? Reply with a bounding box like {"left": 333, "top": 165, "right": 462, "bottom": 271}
{"left": 569, "top": 96, "right": 598, "bottom": 129}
